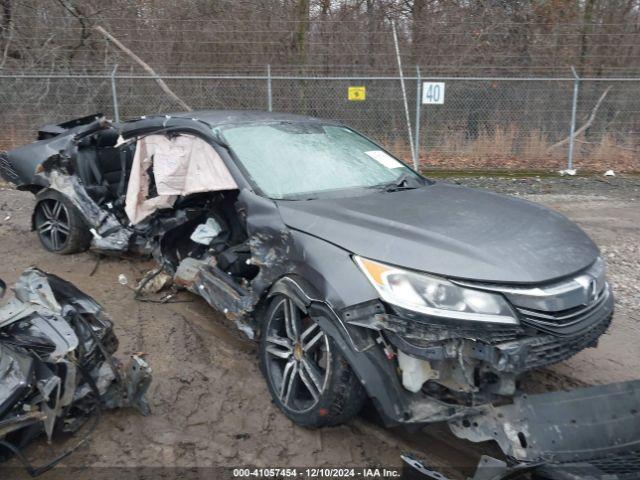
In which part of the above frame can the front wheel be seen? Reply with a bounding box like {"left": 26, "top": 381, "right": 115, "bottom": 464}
{"left": 259, "top": 295, "right": 366, "bottom": 428}
{"left": 34, "top": 191, "right": 91, "bottom": 254}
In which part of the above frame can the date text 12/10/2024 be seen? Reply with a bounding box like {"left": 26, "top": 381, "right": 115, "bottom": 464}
{"left": 232, "top": 468, "right": 402, "bottom": 478}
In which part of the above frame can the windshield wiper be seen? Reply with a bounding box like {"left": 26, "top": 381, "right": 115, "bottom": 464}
{"left": 277, "top": 193, "right": 320, "bottom": 201}
{"left": 376, "top": 173, "right": 423, "bottom": 192}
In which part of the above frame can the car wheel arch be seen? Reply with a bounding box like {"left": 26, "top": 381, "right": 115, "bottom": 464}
{"left": 17, "top": 182, "right": 48, "bottom": 195}
{"left": 266, "top": 275, "right": 319, "bottom": 312}
{"left": 261, "top": 275, "right": 354, "bottom": 346}
{"left": 263, "top": 276, "right": 366, "bottom": 371}
{"left": 12, "top": 170, "right": 50, "bottom": 200}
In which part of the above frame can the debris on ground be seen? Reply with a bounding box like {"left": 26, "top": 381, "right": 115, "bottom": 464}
{"left": 0, "top": 268, "right": 151, "bottom": 476}
{"left": 136, "top": 269, "right": 173, "bottom": 294}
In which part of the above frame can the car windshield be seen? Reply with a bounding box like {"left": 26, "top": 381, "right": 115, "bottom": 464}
{"left": 217, "top": 122, "right": 422, "bottom": 199}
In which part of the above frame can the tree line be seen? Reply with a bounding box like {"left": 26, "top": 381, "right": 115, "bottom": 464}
{"left": 1, "top": 0, "right": 639, "bottom": 76}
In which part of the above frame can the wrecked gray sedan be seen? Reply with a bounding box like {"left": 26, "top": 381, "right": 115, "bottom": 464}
{"left": 0, "top": 268, "right": 150, "bottom": 475}
{"left": 1, "top": 111, "right": 639, "bottom": 477}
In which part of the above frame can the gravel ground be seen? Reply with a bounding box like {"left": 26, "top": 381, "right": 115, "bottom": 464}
{"left": 0, "top": 175, "right": 638, "bottom": 478}
{"left": 442, "top": 174, "right": 640, "bottom": 199}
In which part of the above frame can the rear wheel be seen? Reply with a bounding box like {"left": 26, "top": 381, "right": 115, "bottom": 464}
{"left": 34, "top": 191, "right": 91, "bottom": 254}
{"left": 259, "top": 294, "right": 366, "bottom": 427}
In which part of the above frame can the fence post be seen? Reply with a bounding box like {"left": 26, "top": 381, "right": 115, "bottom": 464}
{"left": 267, "top": 64, "right": 273, "bottom": 112}
{"left": 567, "top": 66, "right": 580, "bottom": 171}
{"left": 414, "top": 66, "right": 422, "bottom": 168}
{"left": 391, "top": 20, "right": 417, "bottom": 170}
{"left": 110, "top": 64, "right": 120, "bottom": 123}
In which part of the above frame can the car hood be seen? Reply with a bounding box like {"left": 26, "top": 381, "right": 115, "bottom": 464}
{"left": 276, "top": 183, "right": 599, "bottom": 284}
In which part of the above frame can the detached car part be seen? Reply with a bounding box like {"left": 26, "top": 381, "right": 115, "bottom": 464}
{"left": 0, "top": 268, "right": 151, "bottom": 476}
{"left": 404, "top": 380, "right": 640, "bottom": 479}
{"left": 1, "top": 112, "right": 637, "bottom": 473}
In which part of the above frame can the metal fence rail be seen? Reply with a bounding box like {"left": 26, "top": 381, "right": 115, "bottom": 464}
{"left": 0, "top": 70, "right": 638, "bottom": 172}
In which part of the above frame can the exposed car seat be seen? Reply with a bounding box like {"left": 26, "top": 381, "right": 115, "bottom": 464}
{"left": 97, "top": 142, "right": 135, "bottom": 198}
{"left": 76, "top": 129, "right": 135, "bottom": 203}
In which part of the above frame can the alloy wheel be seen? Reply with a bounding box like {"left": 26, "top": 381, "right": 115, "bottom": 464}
{"left": 35, "top": 199, "right": 71, "bottom": 251}
{"left": 264, "top": 297, "right": 331, "bottom": 413}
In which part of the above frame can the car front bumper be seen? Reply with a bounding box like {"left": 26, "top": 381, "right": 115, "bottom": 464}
{"left": 346, "top": 285, "right": 614, "bottom": 379}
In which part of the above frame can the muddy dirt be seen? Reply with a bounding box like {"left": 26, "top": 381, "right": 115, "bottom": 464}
{"left": 0, "top": 176, "right": 638, "bottom": 478}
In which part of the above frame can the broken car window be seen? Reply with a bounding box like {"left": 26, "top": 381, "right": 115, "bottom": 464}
{"left": 219, "top": 123, "right": 420, "bottom": 199}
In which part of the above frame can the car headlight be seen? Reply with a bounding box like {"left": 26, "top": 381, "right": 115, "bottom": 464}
{"left": 354, "top": 256, "right": 518, "bottom": 325}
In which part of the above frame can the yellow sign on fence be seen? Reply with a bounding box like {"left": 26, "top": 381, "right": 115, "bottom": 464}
{"left": 348, "top": 86, "right": 366, "bottom": 101}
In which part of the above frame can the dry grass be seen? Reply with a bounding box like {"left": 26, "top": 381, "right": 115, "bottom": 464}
{"left": 384, "top": 126, "right": 639, "bottom": 172}
{"left": 572, "top": 134, "right": 639, "bottom": 172}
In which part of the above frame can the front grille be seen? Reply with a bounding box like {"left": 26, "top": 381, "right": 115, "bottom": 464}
{"left": 517, "top": 286, "right": 608, "bottom": 328}
{"left": 519, "top": 312, "right": 611, "bottom": 369}
{"left": 513, "top": 283, "right": 613, "bottom": 338}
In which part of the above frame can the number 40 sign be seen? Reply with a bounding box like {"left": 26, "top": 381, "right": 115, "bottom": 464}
{"left": 422, "top": 82, "right": 445, "bottom": 104}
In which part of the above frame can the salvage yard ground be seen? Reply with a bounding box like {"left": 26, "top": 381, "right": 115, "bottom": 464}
{"left": 0, "top": 175, "right": 639, "bottom": 479}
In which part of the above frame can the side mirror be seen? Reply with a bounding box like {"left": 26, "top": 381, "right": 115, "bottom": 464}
{"left": 0, "top": 279, "right": 5, "bottom": 299}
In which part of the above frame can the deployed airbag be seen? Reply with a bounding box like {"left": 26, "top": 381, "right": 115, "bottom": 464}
{"left": 125, "top": 134, "right": 237, "bottom": 224}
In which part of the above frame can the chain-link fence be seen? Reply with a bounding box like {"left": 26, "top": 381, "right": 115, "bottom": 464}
{"left": 1, "top": 72, "right": 638, "bottom": 172}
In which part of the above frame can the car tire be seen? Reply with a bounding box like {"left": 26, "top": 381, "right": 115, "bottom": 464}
{"left": 33, "top": 190, "right": 92, "bottom": 254}
{"left": 259, "top": 294, "right": 366, "bottom": 428}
